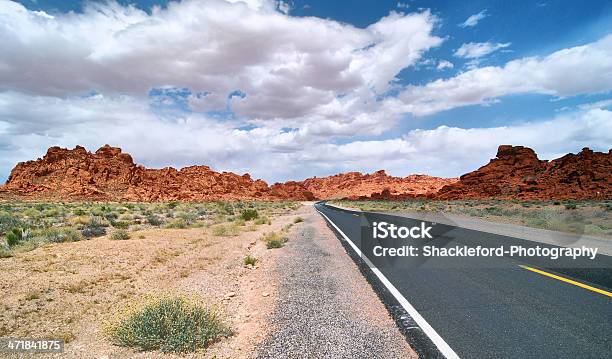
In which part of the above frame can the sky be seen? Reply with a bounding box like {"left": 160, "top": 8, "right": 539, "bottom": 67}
{"left": 0, "top": 0, "right": 611, "bottom": 184}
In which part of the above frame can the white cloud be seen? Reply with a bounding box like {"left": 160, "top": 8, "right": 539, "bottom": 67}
{"left": 0, "top": 0, "right": 441, "bottom": 120}
{"left": 394, "top": 35, "right": 612, "bottom": 116}
{"left": 454, "top": 41, "right": 511, "bottom": 59}
{"left": 397, "top": 2, "right": 409, "bottom": 9}
{"left": 303, "top": 107, "right": 612, "bottom": 177}
{"left": 459, "top": 9, "right": 487, "bottom": 27}
{"left": 1, "top": 91, "right": 610, "bottom": 183}
{"left": 277, "top": 0, "right": 290, "bottom": 14}
{"left": 436, "top": 60, "right": 454, "bottom": 70}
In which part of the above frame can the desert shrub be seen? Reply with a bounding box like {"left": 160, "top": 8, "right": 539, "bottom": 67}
{"left": 119, "top": 214, "right": 134, "bottom": 221}
{"left": 254, "top": 216, "right": 271, "bottom": 225}
{"left": 293, "top": 217, "right": 304, "bottom": 223}
{"left": 5, "top": 228, "right": 23, "bottom": 247}
{"left": 106, "top": 296, "right": 229, "bottom": 353}
{"left": 147, "top": 215, "right": 163, "bottom": 226}
{"left": 82, "top": 226, "right": 107, "bottom": 238}
{"left": 167, "top": 201, "right": 179, "bottom": 209}
{"left": 165, "top": 218, "right": 188, "bottom": 229}
{"left": 239, "top": 209, "right": 258, "bottom": 221}
{"left": 0, "top": 247, "right": 13, "bottom": 258}
{"left": 565, "top": 202, "right": 577, "bottom": 210}
{"left": 105, "top": 212, "right": 119, "bottom": 220}
{"left": 73, "top": 208, "right": 87, "bottom": 216}
{"left": 221, "top": 203, "right": 234, "bottom": 215}
{"left": 36, "top": 228, "right": 82, "bottom": 243}
{"left": 263, "top": 232, "right": 286, "bottom": 249}
{"left": 243, "top": 255, "right": 258, "bottom": 266}
{"left": 212, "top": 224, "right": 240, "bottom": 237}
{"left": 111, "top": 229, "right": 131, "bottom": 240}
{"left": 0, "top": 215, "right": 23, "bottom": 235}
{"left": 234, "top": 218, "right": 246, "bottom": 226}
{"left": 111, "top": 220, "right": 130, "bottom": 229}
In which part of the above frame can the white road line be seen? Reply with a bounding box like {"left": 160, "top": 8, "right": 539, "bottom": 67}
{"left": 315, "top": 205, "right": 460, "bottom": 359}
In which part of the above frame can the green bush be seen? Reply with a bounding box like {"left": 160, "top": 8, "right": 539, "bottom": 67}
{"left": 106, "top": 296, "right": 229, "bottom": 353}
{"left": 0, "top": 247, "right": 13, "bottom": 258}
{"left": 243, "top": 255, "right": 258, "bottom": 266}
{"left": 82, "top": 226, "right": 106, "bottom": 238}
{"left": 36, "top": 228, "right": 82, "bottom": 243}
{"left": 212, "top": 224, "right": 240, "bottom": 237}
{"left": 6, "top": 228, "right": 23, "bottom": 247}
{"left": 0, "top": 215, "right": 23, "bottom": 235}
{"left": 147, "top": 215, "right": 163, "bottom": 226}
{"left": 165, "top": 218, "right": 188, "bottom": 229}
{"left": 263, "top": 232, "right": 286, "bottom": 249}
{"left": 73, "top": 208, "right": 87, "bottom": 216}
{"left": 111, "top": 229, "right": 130, "bottom": 240}
{"left": 111, "top": 220, "right": 130, "bottom": 229}
{"left": 239, "top": 209, "right": 259, "bottom": 221}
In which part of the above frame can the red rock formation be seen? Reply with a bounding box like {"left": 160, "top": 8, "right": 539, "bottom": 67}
{"left": 3, "top": 144, "right": 608, "bottom": 201}
{"left": 299, "top": 170, "right": 457, "bottom": 199}
{"left": 1, "top": 145, "right": 314, "bottom": 201}
{"left": 435, "top": 145, "right": 612, "bottom": 200}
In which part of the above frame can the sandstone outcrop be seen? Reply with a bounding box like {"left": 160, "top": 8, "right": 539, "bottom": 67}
{"left": 2, "top": 144, "right": 608, "bottom": 201}
{"left": 435, "top": 145, "right": 612, "bottom": 200}
{"left": 299, "top": 171, "right": 457, "bottom": 199}
{"left": 1, "top": 145, "right": 314, "bottom": 201}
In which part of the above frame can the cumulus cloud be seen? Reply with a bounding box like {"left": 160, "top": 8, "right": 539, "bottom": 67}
{"left": 305, "top": 107, "right": 612, "bottom": 177}
{"left": 454, "top": 41, "right": 511, "bottom": 59}
{"left": 0, "top": 0, "right": 441, "bottom": 119}
{"left": 436, "top": 60, "right": 454, "bottom": 70}
{"left": 394, "top": 35, "right": 612, "bottom": 116}
{"left": 276, "top": 0, "right": 290, "bottom": 14}
{"left": 459, "top": 9, "right": 487, "bottom": 27}
{"left": 1, "top": 91, "right": 610, "bottom": 183}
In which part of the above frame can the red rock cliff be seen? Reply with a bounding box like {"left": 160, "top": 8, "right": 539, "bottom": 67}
{"left": 435, "top": 145, "right": 612, "bottom": 200}
{"left": 1, "top": 145, "right": 314, "bottom": 201}
{"left": 299, "top": 170, "right": 457, "bottom": 199}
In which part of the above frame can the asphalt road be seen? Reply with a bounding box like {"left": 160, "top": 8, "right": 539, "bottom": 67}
{"left": 315, "top": 202, "right": 612, "bottom": 359}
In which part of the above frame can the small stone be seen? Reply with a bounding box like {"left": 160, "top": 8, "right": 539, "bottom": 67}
{"left": 262, "top": 292, "right": 269, "bottom": 297}
{"left": 227, "top": 291, "right": 236, "bottom": 298}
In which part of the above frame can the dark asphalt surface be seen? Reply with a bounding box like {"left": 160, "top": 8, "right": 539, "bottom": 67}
{"left": 315, "top": 202, "right": 612, "bottom": 359}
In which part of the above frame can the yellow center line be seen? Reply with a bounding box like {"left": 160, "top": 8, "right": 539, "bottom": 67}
{"left": 519, "top": 265, "right": 612, "bottom": 298}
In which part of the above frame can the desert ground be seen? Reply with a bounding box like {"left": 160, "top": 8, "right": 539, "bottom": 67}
{"left": 0, "top": 201, "right": 304, "bottom": 358}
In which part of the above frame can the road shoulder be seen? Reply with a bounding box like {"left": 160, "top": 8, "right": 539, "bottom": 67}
{"left": 256, "top": 205, "right": 416, "bottom": 358}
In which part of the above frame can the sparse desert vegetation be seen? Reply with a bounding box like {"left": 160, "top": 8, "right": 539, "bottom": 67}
{"left": 333, "top": 200, "right": 612, "bottom": 239}
{"left": 263, "top": 231, "right": 289, "bottom": 249}
{"left": 0, "top": 201, "right": 299, "bottom": 256}
{"left": 0, "top": 200, "right": 301, "bottom": 357}
{"left": 105, "top": 295, "right": 230, "bottom": 353}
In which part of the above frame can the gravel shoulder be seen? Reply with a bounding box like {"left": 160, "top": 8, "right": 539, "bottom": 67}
{"left": 256, "top": 205, "right": 416, "bottom": 359}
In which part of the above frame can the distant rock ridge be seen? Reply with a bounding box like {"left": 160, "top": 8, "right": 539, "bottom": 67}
{"left": 1, "top": 144, "right": 609, "bottom": 201}
{"left": 299, "top": 170, "right": 457, "bottom": 200}
{"left": 0, "top": 145, "right": 315, "bottom": 201}
{"left": 435, "top": 145, "right": 612, "bottom": 200}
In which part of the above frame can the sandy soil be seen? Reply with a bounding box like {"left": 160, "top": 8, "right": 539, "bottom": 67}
{"left": 0, "top": 208, "right": 302, "bottom": 358}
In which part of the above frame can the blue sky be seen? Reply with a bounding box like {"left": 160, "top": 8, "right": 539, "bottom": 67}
{"left": 1, "top": 0, "right": 611, "bottom": 182}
